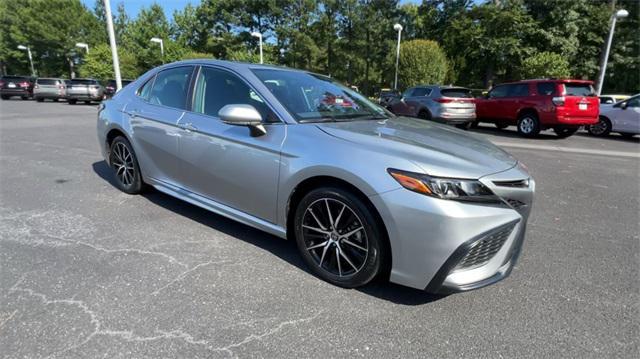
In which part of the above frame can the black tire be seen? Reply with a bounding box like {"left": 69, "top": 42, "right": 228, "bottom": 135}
{"left": 469, "top": 120, "right": 479, "bottom": 129}
{"left": 495, "top": 123, "right": 509, "bottom": 129}
{"left": 0, "top": 95, "right": 9, "bottom": 100}
{"left": 84, "top": 101, "right": 91, "bottom": 105}
{"left": 21, "top": 96, "right": 29, "bottom": 100}
{"left": 294, "top": 187, "right": 386, "bottom": 288}
{"left": 68, "top": 99, "right": 77, "bottom": 105}
{"left": 36, "top": 97, "right": 44, "bottom": 102}
{"left": 587, "top": 116, "right": 611, "bottom": 137}
{"left": 553, "top": 126, "right": 578, "bottom": 138}
{"left": 53, "top": 99, "right": 59, "bottom": 102}
{"left": 109, "top": 136, "right": 144, "bottom": 194}
{"left": 418, "top": 109, "right": 432, "bottom": 121}
{"left": 517, "top": 112, "right": 540, "bottom": 137}
{"left": 455, "top": 122, "right": 471, "bottom": 130}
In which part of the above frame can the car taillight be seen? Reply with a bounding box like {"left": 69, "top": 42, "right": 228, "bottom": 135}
{"left": 433, "top": 98, "right": 453, "bottom": 103}
{"left": 35, "top": 84, "right": 39, "bottom": 89}
{"left": 0, "top": 81, "right": 4, "bottom": 87}
{"left": 19, "top": 81, "right": 29, "bottom": 88}
{"left": 552, "top": 96, "right": 565, "bottom": 106}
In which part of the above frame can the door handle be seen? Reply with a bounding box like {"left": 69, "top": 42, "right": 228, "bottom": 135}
{"left": 180, "top": 122, "right": 198, "bottom": 131}
{"left": 126, "top": 110, "right": 138, "bottom": 118}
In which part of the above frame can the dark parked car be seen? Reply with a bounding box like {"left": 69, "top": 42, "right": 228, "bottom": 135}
{"left": 378, "top": 88, "right": 400, "bottom": 107}
{"left": 66, "top": 78, "right": 104, "bottom": 104}
{"left": 0, "top": 75, "right": 34, "bottom": 100}
{"left": 104, "top": 79, "right": 133, "bottom": 98}
{"left": 475, "top": 79, "right": 599, "bottom": 138}
{"left": 388, "top": 85, "right": 476, "bottom": 128}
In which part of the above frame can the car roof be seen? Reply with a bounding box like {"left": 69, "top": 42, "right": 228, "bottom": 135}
{"left": 413, "top": 85, "right": 470, "bottom": 90}
{"left": 497, "top": 79, "right": 593, "bottom": 85}
{"left": 160, "top": 59, "right": 309, "bottom": 74}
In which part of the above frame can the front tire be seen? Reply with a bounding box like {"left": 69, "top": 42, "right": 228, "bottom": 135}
{"left": 418, "top": 110, "right": 432, "bottom": 122}
{"left": 109, "top": 136, "right": 144, "bottom": 194}
{"left": 517, "top": 112, "right": 540, "bottom": 137}
{"left": 587, "top": 117, "right": 611, "bottom": 137}
{"left": 294, "top": 187, "right": 385, "bottom": 288}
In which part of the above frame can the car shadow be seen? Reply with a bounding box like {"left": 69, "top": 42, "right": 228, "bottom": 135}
{"left": 92, "top": 160, "right": 446, "bottom": 306}
{"left": 573, "top": 131, "right": 640, "bottom": 143}
{"left": 467, "top": 124, "right": 564, "bottom": 140}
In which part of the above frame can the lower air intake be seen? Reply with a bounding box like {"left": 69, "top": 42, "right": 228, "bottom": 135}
{"left": 453, "top": 223, "right": 516, "bottom": 271}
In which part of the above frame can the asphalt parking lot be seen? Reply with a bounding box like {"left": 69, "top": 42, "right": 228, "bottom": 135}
{"left": 1, "top": 99, "right": 638, "bottom": 358}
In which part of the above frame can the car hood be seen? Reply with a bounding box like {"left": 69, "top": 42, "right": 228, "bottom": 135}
{"left": 316, "top": 117, "right": 517, "bottom": 179}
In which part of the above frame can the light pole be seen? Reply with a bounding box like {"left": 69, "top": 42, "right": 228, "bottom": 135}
{"left": 251, "top": 32, "right": 263, "bottom": 64}
{"left": 393, "top": 23, "right": 403, "bottom": 91}
{"left": 596, "top": 9, "right": 628, "bottom": 95}
{"left": 17, "top": 45, "right": 35, "bottom": 77}
{"left": 75, "top": 42, "right": 89, "bottom": 54}
{"left": 150, "top": 37, "right": 164, "bottom": 64}
{"left": 103, "top": 0, "right": 122, "bottom": 91}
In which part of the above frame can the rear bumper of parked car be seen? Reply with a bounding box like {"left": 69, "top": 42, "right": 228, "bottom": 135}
{"left": 1, "top": 88, "right": 30, "bottom": 96}
{"left": 433, "top": 108, "right": 476, "bottom": 124}
{"left": 68, "top": 93, "right": 104, "bottom": 101}
{"left": 370, "top": 164, "right": 534, "bottom": 292}
{"left": 554, "top": 115, "right": 599, "bottom": 126}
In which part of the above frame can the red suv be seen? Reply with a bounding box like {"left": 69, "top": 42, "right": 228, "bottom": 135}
{"left": 475, "top": 79, "right": 599, "bottom": 138}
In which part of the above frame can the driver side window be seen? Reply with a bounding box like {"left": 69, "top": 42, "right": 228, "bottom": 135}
{"left": 489, "top": 85, "right": 508, "bottom": 98}
{"left": 193, "top": 67, "right": 278, "bottom": 123}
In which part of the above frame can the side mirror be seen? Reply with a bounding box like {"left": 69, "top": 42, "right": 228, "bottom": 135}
{"left": 218, "top": 104, "right": 266, "bottom": 137}
{"left": 620, "top": 102, "right": 628, "bottom": 110}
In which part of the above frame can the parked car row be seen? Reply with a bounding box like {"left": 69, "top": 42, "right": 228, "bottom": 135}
{"left": 380, "top": 78, "right": 638, "bottom": 139}
{"left": 0, "top": 75, "right": 132, "bottom": 104}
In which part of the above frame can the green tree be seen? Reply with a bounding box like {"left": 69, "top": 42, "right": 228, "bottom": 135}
{"left": 397, "top": 39, "right": 448, "bottom": 89}
{"left": 78, "top": 43, "right": 138, "bottom": 82}
{"left": 520, "top": 52, "right": 570, "bottom": 79}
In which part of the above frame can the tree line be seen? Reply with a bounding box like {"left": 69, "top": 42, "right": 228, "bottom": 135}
{"left": 0, "top": 0, "right": 638, "bottom": 95}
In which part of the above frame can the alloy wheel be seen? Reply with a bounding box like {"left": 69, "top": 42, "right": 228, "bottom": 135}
{"left": 589, "top": 119, "right": 608, "bottom": 135}
{"left": 301, "top": 198, "right": 369, "bottom": 277}
{"left": 519, "top": 117, "right": 534, "bottom": 134}
{"left": 111, "top": 142, "right": 135, "bottom": 187}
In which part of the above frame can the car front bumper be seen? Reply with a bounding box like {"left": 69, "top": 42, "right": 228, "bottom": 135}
{"left": 370, "top": 164, "right": 534, "bottom": 292}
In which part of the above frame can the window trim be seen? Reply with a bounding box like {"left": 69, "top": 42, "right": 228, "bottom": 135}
{"left": 186, "top": 64, "right": 284, "bottom": 124}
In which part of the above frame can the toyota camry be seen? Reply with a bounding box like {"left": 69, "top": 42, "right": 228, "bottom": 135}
{"left": 97, "top": 60, "right": 535, "bottom": 293}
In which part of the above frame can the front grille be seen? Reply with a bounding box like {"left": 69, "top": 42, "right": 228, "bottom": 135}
{"left": 453, "top": 223, "right": 516, "bottom": 271}
{"left": 504, "top": 198, "right": 527, "bottom": 209}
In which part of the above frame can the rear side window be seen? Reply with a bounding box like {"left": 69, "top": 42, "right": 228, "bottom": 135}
{"left": 37, "top": 79, "right": 58, "bottom": 85}
{"left": 489, "top": 85, "right": 508, "bottom": 98}
{"left": 192, "top": 67, "right": 277, "bottom": 122}
{"left": 441, "top": 89, "right": 471, "bottom": 98}
{"left": 148, "top": 66, "right": 193, "bottom": 110}
{"left": 411, "top": 88, "right": 430, "bottom": 97}
{"left": 564, "top": 83, "right": 594, "bottom": 97}
{"left": 536, "top": 82, "right": 556, "bottom": 96}
{"left": 137, "top": 78, "right": 154, "bottom": 99}
{"left": 507, "top": 84, "right": 529, "bottom": 97}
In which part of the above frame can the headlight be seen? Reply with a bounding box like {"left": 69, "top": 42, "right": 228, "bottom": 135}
{"left": 388, "top": 168, "right": 501, "bottom": 203}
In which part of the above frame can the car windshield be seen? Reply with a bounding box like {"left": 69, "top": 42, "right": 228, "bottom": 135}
{"left": 564, "top": 83, "right": 595, "bottom": 96}
{"left": 252, "top": 69, "right": 390, "bottom": 123}
{"left": 441, "top": 88, "right": 472, "bottom": 98}
{"left": 70, "top": 79, "right": 97, "bottom": 85}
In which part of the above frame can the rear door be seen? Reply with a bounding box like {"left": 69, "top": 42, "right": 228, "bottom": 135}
{"left": 477, "top": 85, "right": 509, "bottom": 120}
{"left": 614, "top": 96, "right": 640, "bottom": 133}
{"left": 562, "top": 82, "right": 598, "bottom": 119}
{"left": 390, "top": 87, "right": 419, "bottom": 116}
{"left": 504, "top": 83, "right": 530, "bottom": 119}
{"left": 126, "top": 66, "right": 194, "bottom": 186}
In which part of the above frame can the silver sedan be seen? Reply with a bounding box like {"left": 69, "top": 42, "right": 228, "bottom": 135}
{"left": 97, "top": 60, "right": 534, "bottom": 293}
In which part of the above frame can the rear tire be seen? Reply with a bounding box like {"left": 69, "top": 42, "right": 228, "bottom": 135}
{"left": 418, "top": 110, "right": 432, "bottom": 122}
{"left": 469, "top": 120, "right": 479, "bottom": 129}
{"left": 553, "top": 126, "right": 578, "bottom": 138}
{"left": 587, "top": 117, "right": 611, "bottom": 137}
{"left": 455, "top": 122, "right": 471, "bottom": 130}
{"left": 36, "top": 97, "right": 44, "bottom": 102}
{"left": 0, "top": 95, "right": 9, "bottom": 100}
{"left": 21, "top": 96, "right": 28, "bottom": 100}
{"left": 109, "top": 136, "right": 144, "bottom": 195}
{"left": 294, "top": 187, "right": 385, "bottom": 288}
{"left": 517, "top": 112, "right": 540, "bottom": 137}
{"left": 68, "top": 99, "right": 77, "bottom": 105}
{"left": 84, "top": 101, "right": 91, "bottom": 105}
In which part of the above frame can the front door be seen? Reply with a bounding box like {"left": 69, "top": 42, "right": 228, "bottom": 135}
{"left": 176, "top": 66, "right": 285, "bottom": 223}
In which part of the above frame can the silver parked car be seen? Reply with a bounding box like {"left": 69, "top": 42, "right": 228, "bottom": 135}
{"left": 66, "top": 78, "right": 104, "bottom": 104}
{"left": 588, "top": 94, "right": 640, "bottom": 138}
{"left": 388, "top": 85, "right": 476, "bottom": 128}
{"left": 34, "top": 78, "right": 66, "bottom": 102}
{"left": 97, "top": 60, "right": 534, "bottom": 293}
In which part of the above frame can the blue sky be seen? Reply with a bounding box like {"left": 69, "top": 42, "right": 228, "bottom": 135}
{"left": 82, "top": 0, "right": 421, "bottom": 19}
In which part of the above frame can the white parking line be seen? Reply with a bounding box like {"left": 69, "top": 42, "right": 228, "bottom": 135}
{"left": 492, "top": 141, "right": 640, "bottom": 159}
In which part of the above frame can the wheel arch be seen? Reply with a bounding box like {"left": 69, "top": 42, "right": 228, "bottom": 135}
{"left": 285, "top": 175, "right": 392, "bottom": 277}
{"left": 517, "top": 107, "right": 538, "bottom": 119}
